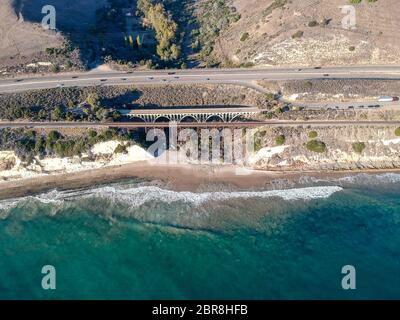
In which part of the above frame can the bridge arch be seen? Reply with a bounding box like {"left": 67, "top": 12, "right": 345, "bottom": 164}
{"left": 205, "top": 114, "right": 224, "bottom": 122}
{"left": 129, "top": 116, "right": 147, "bottom": 123}
{"left": 180, "top": 115, "right": 199, "bottom": 123}
{"left": 154, "top": 115, "right": 171, "bottom": 123}
{"left": 229, "top": 113, "right": 243, "bottom": 122}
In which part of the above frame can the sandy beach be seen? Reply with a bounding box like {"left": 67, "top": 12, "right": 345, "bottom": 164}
{"left": 2, "top": 158, "right": 400, "bottom": 201}
{"left": 0, "top": 162, "right": 275, "bottom": 200}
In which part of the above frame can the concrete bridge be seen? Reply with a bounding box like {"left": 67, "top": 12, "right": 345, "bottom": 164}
{"left": 118, "top": 107, "right": 260, "bottom": 123}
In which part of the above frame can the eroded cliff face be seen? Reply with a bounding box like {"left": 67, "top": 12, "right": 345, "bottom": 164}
{"left": 250, "top": 126, "right": 400, "bottom": 171}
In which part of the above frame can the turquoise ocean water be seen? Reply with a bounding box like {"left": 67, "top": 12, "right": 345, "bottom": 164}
{"left": 0, "top": 174, "right": 399, "bottom": 299}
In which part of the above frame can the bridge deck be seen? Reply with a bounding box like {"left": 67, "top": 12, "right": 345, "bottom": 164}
{"left": 119, "top": 107, "right": 260, "bottom": 116}
{"left": 118, "top": 107, "right": 260, "bottom": 123}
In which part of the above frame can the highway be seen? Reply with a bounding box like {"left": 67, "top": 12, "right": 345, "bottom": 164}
{"left": 2, "top": 65, "right": 400, "bottom": 93}
{"left": 1, "top": 120, "right": 400, "bottom": 129}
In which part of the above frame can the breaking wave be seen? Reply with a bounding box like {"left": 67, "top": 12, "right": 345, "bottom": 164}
{"left": 336, "top": 173, "right": 400, "bottom": 185}
{"left": 0, "top": 185, "right": 343, "bottom": 214}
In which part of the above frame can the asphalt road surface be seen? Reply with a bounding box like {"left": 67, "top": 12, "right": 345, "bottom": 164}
{"left": 2, "top": 65, "right": 400, "bottom": 93}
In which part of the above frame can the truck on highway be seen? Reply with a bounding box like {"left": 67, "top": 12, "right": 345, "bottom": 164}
{"left": 378, "top": 96, "right": 399, "bottom": 102}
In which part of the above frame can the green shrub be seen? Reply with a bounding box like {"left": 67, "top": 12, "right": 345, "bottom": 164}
{"left": 292, "top": 30, "right": 304, "bottom": 39}
{"left": 308, "top": 131, "right": 318, "bottom": 139}
{"left": 306, "top": 140, "right": 327, "bottom": 153}
{"left": 50, "top": 64, "right": 60, "bottom": 73}
{"left": 265, "top": 93, "right": 277, "bottom": 101}
{"left": 240, "top": 32, "right": 250, "bottom": 42}
{"left": 114, "top": 144, "right": 128, "bottom": 154}
{"left": 276, "top": 135, "right": 286, "bottom": 146}
{"left": 352, "top": 142, "right": 366, "bottom": 154}
{"left": 303, "top": 81, "right": 313, "bottom": 89}
{"left": 262, "top": 0, "right": 287, "bottom": 17}
{"left": 395, "top": 128, "right": 400, "bottom": 136}
{"left": 308, "top": 20, "right": 318, "bottom": 27}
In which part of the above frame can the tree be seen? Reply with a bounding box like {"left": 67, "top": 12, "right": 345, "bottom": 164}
{"left": 46, "top": 130, "right": 61, "bottom": 150}
{"left": 138, "top": 0, "right": 181, "bottom": 61}
{"left": 34, "top": 136, "right": 45, "bottom": 155}
{"left": 129, "top": 35, "right": 134, "bottom": 48}
{"left": 38, "top": 109, "right": 49, "bottom": 120}
{"left": 51, "top": 106, "right": 63, "bottom": 121}
{"left": 86, "top": 93, "right": 102, "bottom": 109}
{"left": 136, "top": 35, "right": 142, "bottom": 48}
{"left": 170, "top": 44, "right": 181, "bottom": 60}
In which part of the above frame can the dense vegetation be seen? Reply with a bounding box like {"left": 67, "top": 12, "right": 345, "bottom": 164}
{"left": 137, "top": 0, "right": 181, "bottom": 62}
{"left": 0, "top": 128, "right": 134, "bottom": 163}
{"left": 0, "top": 87, "right": 137, "bottom": 122}
{"left": 193, "top": 0, "right": 241, "bottom": 66}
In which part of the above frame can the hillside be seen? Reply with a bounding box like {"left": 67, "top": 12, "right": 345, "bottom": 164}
{"left": 1, "top": 0, "right": 400, "bottom": 74}
{"left": 0, "top": 0, "right": 64, "bottom": 70}
{"left": 0, "top": 0, "right": 106, "bottom": 75}
{"left": 207, "top": 0, "right": 400, "bottom": 67}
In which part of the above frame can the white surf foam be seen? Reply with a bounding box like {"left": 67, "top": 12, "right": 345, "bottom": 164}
{"left": 0, "top": 185, "right": 343, "bottom": 212}
{"left": 337, "top": 173, "right": 400, "bottom": 185}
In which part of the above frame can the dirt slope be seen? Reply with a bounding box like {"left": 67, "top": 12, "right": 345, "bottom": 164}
{"left": 0, "top": 0, "right": 107, "bottom": 74}
{"left": 213, "top": 0, "right": 400, "bottom": 66}
{"left": 0, "top": 0, "right": 63, "bottom": 67}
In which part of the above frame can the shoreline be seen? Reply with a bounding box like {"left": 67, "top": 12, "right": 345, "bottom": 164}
{"left": 1, "top": 161, "right": 400, "bottom": 201}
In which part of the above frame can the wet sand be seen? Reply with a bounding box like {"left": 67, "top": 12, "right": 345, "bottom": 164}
{"left": 1, "top": 161, "right": 400, "bottom": 200}
{"left": 0, "top": 162, "right": 278, "bottom": 200}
